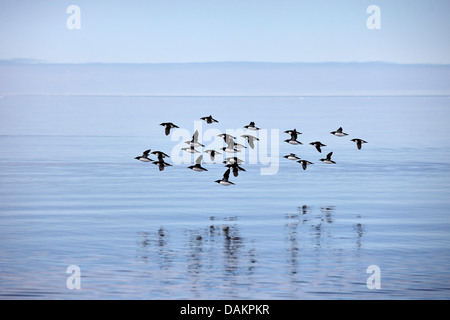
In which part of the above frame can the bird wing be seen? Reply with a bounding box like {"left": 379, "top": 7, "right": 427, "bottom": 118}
{"left": 192, "top": 130, "right": 199, "bottom": 142}
{"left": 195, "top": 155, "right": 203, "bottom": 165}
{"left": 223, "top": 168, "right": 231, "bottom": 181}
{"left": 248, "top": 138, "right": 255, "bottom": 149}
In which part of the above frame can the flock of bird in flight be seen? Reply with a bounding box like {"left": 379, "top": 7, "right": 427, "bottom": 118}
{"left": 135, "top": 115, "right": 367, "bottom": 186}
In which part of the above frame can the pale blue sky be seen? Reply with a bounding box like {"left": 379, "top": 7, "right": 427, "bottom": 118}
{"left": 0, "top": 0, "right": 449, "bottom": 64}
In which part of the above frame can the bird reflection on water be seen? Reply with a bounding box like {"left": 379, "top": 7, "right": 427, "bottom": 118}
{"left": 135, "top": 205, "right": 366, "bottom": 298}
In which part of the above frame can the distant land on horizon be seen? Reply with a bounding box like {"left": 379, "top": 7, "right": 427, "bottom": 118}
{"left": 1, "top": 60, "right": 449, "bottom": 96}
{"left": 1, "top": 59, "right": 450, "bottom": 67}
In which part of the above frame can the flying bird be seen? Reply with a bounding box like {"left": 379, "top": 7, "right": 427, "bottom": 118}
{"left": 320, "top": 152, "right": 336, "bottom": 164}
{"left": 188, "top": 155, "right": 208, "bottom": 172}
{"left": 185, "top": 130, "right": 205, "bottom": 147}
{"left": 284, "top": 129, "right": 302, "bottom": 136}
{"left": 297, "top": 160, "right": 314, "bottom": 170}
{"left": 330, "top": 127, "right": 348, "bottom": 137}
{"left": 182, "top": 146, "right": 201, "bottom": 153}
{"left": 135, "top": 149, "right": 153, "bottom": 162}
{"left": 204, "top": 149, "right": 221, "bottom": 161}
{"left": 309, "top": 141, "right": 327, "bottom": 153}
{"left": 221, "top": 146, "right": 241, "bottom": 153}
{"left": 215, "top": 168, "right": 235, "bottom": 186}
{"left": 284, "top": 153, "right": 301, "bottom": 160}
{"left": 223, "top": 157, "right": 244, "bottom": 165}
{"left": 218, "top": 133, "right": 236, "bottom": 148}
{"left": 351, "top": 139, "right": 368, "bottom": 150}
{"left": 153, "top": 160, "right": 172, "bottom": 171}
{"left": 285, "top": 129, "right": 302, "bottom": 145}
{"left": 225, "top": 162, "right": 246, "bottom": 177}
{"left": 160, "top": 122, "right": 179, "bottom": 136}
{"left": 241, "top": 134, "right": 259, "bottom": 149}
{"left": 200, "top": 115, "right": 219, "bottom": 124}
{"left": 151, "top": 151, "right": 170, "bottom": 160}
{"left": 244, "top": 121, "right": 260, "bottom": 131}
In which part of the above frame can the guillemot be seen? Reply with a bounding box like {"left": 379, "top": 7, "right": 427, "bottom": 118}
{"left": 200, "top": 115, "right": 219, "bottom": 124}
{"left": 223, "top": 157, "right": 244, "bottom": 165}
{"left": 285, "top": 129, "right": 302, "bottom": 136}
{"left": 188, "top": 155, "right": 208, "bottom": 172}
{"left": 244, "top": 121, "right": 260, "bottom": 131}
{"left": 160, "top": 122, "right": 179, "bottom": 136}
{"left": 218, "top": 133, "right": 236, "bottom": 148}
{"left": 153, "top": 160, "right": 172, "bottom": 171}
{"left": 309, "top": 141, "right": 327, "bottom": 153}
{"left": 151, "top": 150, "right": 170, "bottom": 159}
{"left": 320, "top": 152, "right": 336, "bottom": 164}
{"left": 182, "top": 146, "right": 201, "bottom": 153}
{"left": 351, "top": 139, "right": 368, "bottom": 150}
{"left": 225, "top": 162, "right": 246, "bottom": 177}
{"left": 135, "top": 149, "right": 154, "bottom": 162}
{"left": 215, "top": 168, "right": 235, "bottom": 186}
{"left": 284, "top": 153, "right": 301, "bottom": 160}
{"left": 285, "top": 129, "right": 302, "bottom": 145}
{"left": 330, "top": 127, "right": 348, "bottom": 137}
{"left": 185, "top": 130, "right": 205, "bottom": 147}
{"left": 204, "top": 149, "right": 221, "bottom": 161}
{"left": 241, "top": 134, "right": 259, "bottom": 149}
{"left": 285, "top": 138, "right": 302, "bottom": 145}
{"left": 297, "top": 160, "right": 314, "bottom": 170}
{"left": 221, "top": 146, "right": 241, "bottom": 153}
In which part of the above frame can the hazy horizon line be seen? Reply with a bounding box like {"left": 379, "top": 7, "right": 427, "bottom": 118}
{"left": 2, "top": 58, "right": 450, "bottom": 67}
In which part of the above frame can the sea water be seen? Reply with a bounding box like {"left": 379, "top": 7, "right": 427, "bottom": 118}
{"left": 0, "top": 94, "right": 449, "bottom": 299}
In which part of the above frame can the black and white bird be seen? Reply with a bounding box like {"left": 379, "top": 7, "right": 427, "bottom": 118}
{"left": 151, "top": 151, "right": 170, "bottom": 160}
{"left": 204, "top": 149, "right": 221, "bottom": 161}
{"left": 188, "top": 155, "right": 208, "bottom": 172}
{"left": 200, "top": 115, "right": 219, "bottom": 124}
{"left": 244, "top": 121, "right": 260, "bottom": 131}
{"left": 221, "top": 146, "right": 241, "bottom": 153}
{"left": 284, "top": 129, "right": 302, "bottom": 136}
{"left": 218, "top": 133, "right": 236, "bottom": 147}
{"left": 351, "top": 139, "right": 368, "bottom": 150}
{"left": 309, "top": 141, "right": 327, "bottom": 153}
{"left": 320, "top": 152, "right": 336, "bottom": 164}
{"left": 297, "top": 160, "right": 314, "bottom": 170}
{"left": 153, "top": 160, "right": 172, "bottom": 171}
{"left": 225, "top": 162, "right": 246, "bottom": 177}
{"left": 285, "top": 128, "right": 302, "bottom": 145}
{"left": 135, "top": 149, "right": 153, "bottom": 162}
{"left": 185, "top": 130, "right": 205, "bottom": 147}
{"left": 182, "top": 146, "right": 201, "bottom": 153}
{"left": 215, "top": 168, "right": 235, "bottom": 186}
{"left": 241, "top": 134, "right": 259, "bottom": 149}
{"left": 284, "top": 153, "right": 301, "bottom": 160}
{"left": 330, "top": 127, "right": 348, "bottom": 137}
{"left": 160, "top": 122, "right": 179, "bottom": 136}
{"left": 223, "top": 157, "right": 244, "bottom": 165}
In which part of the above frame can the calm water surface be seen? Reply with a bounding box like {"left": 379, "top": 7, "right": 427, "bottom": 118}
{"left": 0, "top": 95, "right": 449, "bottom": 299}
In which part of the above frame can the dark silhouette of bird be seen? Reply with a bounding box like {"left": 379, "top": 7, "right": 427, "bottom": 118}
{"left": 160, "top": 122, "right": 179, "bottom": 136}
{"left": 201, "top": 115, "right": 219, "bottom": 124}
